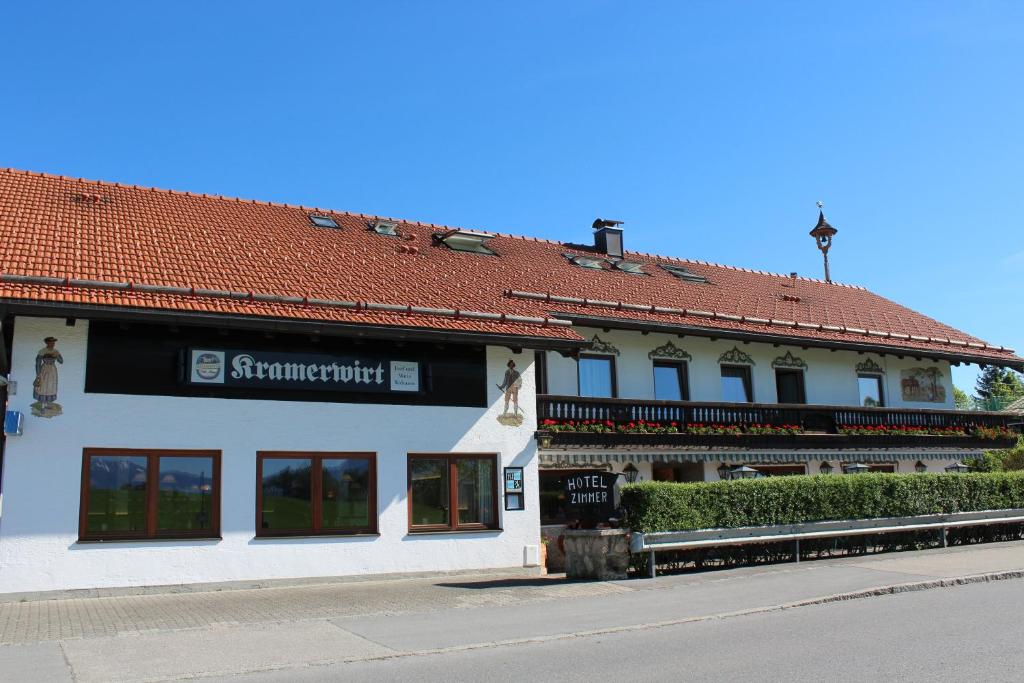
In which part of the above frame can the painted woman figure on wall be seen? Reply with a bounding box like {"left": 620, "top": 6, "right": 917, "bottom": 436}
{"left": 32, "top": 336, "right": 63, "bottom": 418}
{"left": 496, "top": 359, "right": 524, "bottom": 426}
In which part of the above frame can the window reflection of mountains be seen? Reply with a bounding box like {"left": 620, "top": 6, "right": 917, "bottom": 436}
{"left": 89, "top": 458, "right": 210, "bottom": 491}
{"left": 263, "top": 463, "right": 369, "bottom": 498}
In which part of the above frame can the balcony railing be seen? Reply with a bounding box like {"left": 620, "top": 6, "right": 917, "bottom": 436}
{"left": 536, "top": 394, "right": 1021, "bottom": 449}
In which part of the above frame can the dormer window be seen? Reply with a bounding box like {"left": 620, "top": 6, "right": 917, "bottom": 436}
{"left": 563, "top": 253, "right": 606, "bottom": 270}
{"left": 309, "top": 214, "right": 339, "bottom": 229}
{"left": 659, "top": 263, "right": 708, "bottom": 283}
{"left": 434, "top": 229, "right": 497, "bottom": 255}
{"left": 370, "top": 220, "right": 399, "bottom": 236}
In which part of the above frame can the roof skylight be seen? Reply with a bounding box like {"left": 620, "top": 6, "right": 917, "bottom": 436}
{"left": 434, "top": 229, "right": 497, "bottom": 255}
{"left": 563, "top": 253, "right": 606, "bottom": 270}
{"left": 660, "top": 263, "right": 708, "bottom": 283}
{"left": 370, "top": 219, "right": 399, "bottom": 236}
{"left": 612, "top": 260, "right": 647, "bottom": 275}
{"left": 309, "top": 214, "right": 339, "bottom": 229}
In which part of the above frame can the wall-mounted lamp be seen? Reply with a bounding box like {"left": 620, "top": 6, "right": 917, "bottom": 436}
{"left": 819, "top": 461, "right": 833, "bottom": 475}
{"left": 915, "top": 460, "right": 927, "bottom": 473}
{"left": 622, "top": 463, "right": 640, "bottom": 484}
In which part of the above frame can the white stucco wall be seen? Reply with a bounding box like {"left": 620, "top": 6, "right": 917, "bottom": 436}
{"left": 544, "top": 326, "right": 956, "bottom": 409}
{"left": 0, "top": 317, "right": 542, "bottom": 595}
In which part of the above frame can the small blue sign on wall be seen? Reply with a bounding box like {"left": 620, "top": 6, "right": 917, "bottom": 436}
{"left": 4, "top": 410, "right": 24, "bottom": 436}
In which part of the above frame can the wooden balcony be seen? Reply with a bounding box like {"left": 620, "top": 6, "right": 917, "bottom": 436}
{"left": 536, "top": 394, "right": 1021, "bottom": 450}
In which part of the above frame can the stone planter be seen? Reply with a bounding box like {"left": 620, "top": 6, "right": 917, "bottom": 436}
{"left": 563, "top": 528, "right": 630, "bottom": 580}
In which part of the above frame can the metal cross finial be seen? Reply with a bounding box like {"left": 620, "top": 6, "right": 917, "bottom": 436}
{"left": 816, "top": 200, "right": 824, "bottom": 210}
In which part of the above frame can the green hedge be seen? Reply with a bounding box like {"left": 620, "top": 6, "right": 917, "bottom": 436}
{"left": 621, "top": 472, "right": 1024, "bottom": 533}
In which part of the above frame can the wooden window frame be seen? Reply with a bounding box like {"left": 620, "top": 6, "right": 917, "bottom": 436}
{"left": 720, "top": 364, "right": 754, "bottom": 402}
{"left": 534, "top": 350, "right": 549, "bottom": 395}
{"left": 256, "top": 451, "right": 378, "bottom": 538}
{"left": 653, "top": 359, "right": 690, "bottom": 401}
{"left": 577, "top": 353, "right": 618, "bottom": 398}
{"left": 79, "top": 448, "right": 221, "bottom": 542}
{"left": 407, "top": 453, "right": 500, "bottom": 533}
{"left": 774, "top": 368, "right": 807, "bottom": 404}
{"left": 857, "top": 373, "right": 886, "bottom": 407}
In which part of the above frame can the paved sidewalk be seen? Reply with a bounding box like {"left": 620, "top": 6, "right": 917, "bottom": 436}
{"left": 2, "top": 541, "right": 1024, "bottom": 682}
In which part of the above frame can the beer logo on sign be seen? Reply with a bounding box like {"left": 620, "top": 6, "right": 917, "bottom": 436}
{"left": 194, "top": 353, "right": 222, "bottom": 380}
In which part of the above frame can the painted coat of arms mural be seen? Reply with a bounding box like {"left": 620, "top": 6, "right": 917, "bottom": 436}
{"left": 32, "top": 337, "right": 63, "bottom": 418}
{"left": 900, "top": 367, "right": 946, "bottom": 403}
{"left": 496, "top": 359, "right": 524, "bottom": 427}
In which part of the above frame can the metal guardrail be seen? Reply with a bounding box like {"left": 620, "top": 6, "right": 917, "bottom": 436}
{"left": 630, "top": 508, "right": 1024, "bottom": 578}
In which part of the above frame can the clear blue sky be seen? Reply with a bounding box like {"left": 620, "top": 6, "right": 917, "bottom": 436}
{"left": 2, "top": 2, "right": 1021, "bottom": 393}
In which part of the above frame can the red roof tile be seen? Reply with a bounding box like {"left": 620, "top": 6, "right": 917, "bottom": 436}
{"left": 0, "top": 168, "right": 1018, "bottom": 366}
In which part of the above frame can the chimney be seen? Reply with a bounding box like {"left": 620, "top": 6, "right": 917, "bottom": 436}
{"left": 592, "top": 218, "right": 624, "bottom": 258}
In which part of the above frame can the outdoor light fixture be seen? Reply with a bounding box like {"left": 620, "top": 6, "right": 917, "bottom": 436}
{"left": 622, "top": 463, "right": 640, "bottom": 484}
{"left": 819, "top": 461, "right": 833, "bottom": 475}
{"left": 730, "top": 465, "right": 762, "bottom": 479}
{"left": 536, "top": 432, "right": 553, "bottom": 449}
{"left": 915, "top": 460, "right": 927, "bottom": 473}
{"left": 717, "top": 463, "right": 731, "bottom": 480}
{"left": 945, "top": 461, "right": 971, "bottom": 473}
{"left": 843, "top": 463, "right": 871, "bottom": 474}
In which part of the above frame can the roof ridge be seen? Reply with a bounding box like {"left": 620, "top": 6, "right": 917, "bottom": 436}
{"left": 0, "top": 168, "right": 894, "bottom": 291}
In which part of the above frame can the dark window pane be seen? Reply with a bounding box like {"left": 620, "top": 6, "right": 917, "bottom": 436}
{"left": 858, "top": 375, "right": 884, "bottom": 407}
{"left": 322, "top": 459, "right": 371, "bottom": 529}
{"left": 411, "top": 458, "right": 449, "bottom": 526}
{"left": 157, "top": 457, "right": 215, "bottom": 532}
{"left": 261, "top": 458, "right": 312, "bottom": 530}
{"left": 776, "top": 370, "right": 806, "bottom": 404}
{"left": 654, "top": 363, "right": 685, "bottom": 401}
{"left": 721, "top": 366, "right": 752, "bottom": 402}
{"left": 457, "top": 458, "right": 494, "bottom": 526}
{"left": 579, "top": 356, "right": 613, "bottom": 398}
{"left": 87, "top": 455, "right": 148, "bottom": 534}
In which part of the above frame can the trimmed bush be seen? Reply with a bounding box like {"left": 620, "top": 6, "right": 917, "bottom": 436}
{"left": 621, "top": 472, "right": 1024, "bottom": 534}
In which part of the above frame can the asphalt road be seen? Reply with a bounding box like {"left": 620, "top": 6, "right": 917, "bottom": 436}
{"left": 212, "top": 579, "right": 1023, "bottom": 682}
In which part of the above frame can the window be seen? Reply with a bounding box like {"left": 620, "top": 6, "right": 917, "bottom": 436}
{"left": 435, "top": 230, "right": 497, "bottom": 255}
{"left": 534, "top": 350, "right": 548, "bottom": 395}
{"left": 653, "top": 360, "right": 689, "bottom": 401}
{"left": 408, "top": 454, "right": 498, "bottom": 532}
{"left": 659, "top": 263, "right": 708, "bottom": 283}
{"left": 612, "top": 260, "right": 647, "bottom": 275}
{"left": 858, "top": 374, "right": 885, "bottom": 407}
{"left": 370, "top": 219, "right": 398, "bottom": 236}
{"left": 775, "top": 369, "right": 806, "bottom": 404}
{"left": 578, "top": 354, "right": 616, "bottom": 398}
{"left": 720, "top": 365, "right": 753, "bottom": 402}
{"left": 257, "top": 452, "right": 376, "bottom": 536}
{"left": 309, "top": 214, "right": 339, "bottom": 228}
{"left": 79, "top": 449, "right": 220, "bottom": 541}
{"left": 563, "top": 253, "right": 607, "bottom": 270}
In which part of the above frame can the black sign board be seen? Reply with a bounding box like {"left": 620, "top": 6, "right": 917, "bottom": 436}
{"left": 184, "top": 348, "right": 421, "bottom": 394}
{"left": 563, "top": 472, "right": 616, "bottom": 523}
{"left": 504, "top": 467, "right": 524, "bottom": 511}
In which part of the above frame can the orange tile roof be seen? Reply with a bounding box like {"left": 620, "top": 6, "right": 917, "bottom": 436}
{"left": 0, "top": 168, "right": 1019, "bottom": 366}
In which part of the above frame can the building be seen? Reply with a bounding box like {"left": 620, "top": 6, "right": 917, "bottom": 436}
{"left": 0, "top": 169, "right": 1020, "bottom": 594}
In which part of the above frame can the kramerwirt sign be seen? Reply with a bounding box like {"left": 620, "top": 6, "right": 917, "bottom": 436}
{"left": 185, "top": 349, "right": 420, "bottom": 393}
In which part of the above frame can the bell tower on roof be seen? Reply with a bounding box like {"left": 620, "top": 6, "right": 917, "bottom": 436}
{"left": 809, "top": 201, "right": 838, "bottom": 283}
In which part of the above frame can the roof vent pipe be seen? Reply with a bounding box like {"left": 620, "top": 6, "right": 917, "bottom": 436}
{"left": 593, "top": 218, "right": 624, "bottom": 258}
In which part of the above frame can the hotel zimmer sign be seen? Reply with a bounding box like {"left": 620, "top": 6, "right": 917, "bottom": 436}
{"left": 185, "top": 349, "right": 420, "bottom": 393}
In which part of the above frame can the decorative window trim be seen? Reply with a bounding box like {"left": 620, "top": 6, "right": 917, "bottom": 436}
{"left": 718, "top": 347, "right": 754, "bottom": 365}
{"left": 771, "top": 351, "right": 807, "bottom": 370}
{"left": 587, "top": 335, "right": 621, "bottom": 356}
{"left": 648, "top": 340, "right": 692, "bottom": 361}
{"left": 855, "top": 358, "right": 886, "bottom": 374}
